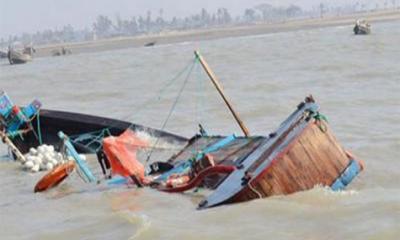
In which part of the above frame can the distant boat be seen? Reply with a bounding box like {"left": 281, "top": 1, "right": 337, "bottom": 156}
{"left": 7, "top": 45, "right": 35, "bottom": 64}
{"left": 354, "top": 19, "right": 371, "bottom": 35}
{"left": 144, "top": 41, "right": 156, "bottom": 47}
{"left": 52, "top": 47, "right": 72, "bottom": 56}
{"left": 8, "top": 49, "right": 32, "bottom": 64}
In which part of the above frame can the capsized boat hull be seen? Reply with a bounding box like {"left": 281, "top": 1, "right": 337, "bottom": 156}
{"left": 11, "top": 109, "right": 188, "bottom": 154}
{"left": 8, "top": 50, "right": 32, "bottom": 64}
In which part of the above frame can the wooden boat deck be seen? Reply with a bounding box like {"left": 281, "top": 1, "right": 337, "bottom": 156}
{"left": 166, "top": 135, "right": 265, "bottom": 188}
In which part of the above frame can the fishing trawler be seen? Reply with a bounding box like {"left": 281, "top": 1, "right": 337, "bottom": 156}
{"left": 30, "top": 51, "right": 364, "bottom": 209}
{"left": 354, "top": 19, "right": 371, "bottom": 35}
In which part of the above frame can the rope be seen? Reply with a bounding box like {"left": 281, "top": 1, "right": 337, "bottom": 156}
{"left": 314, "top": 112, "right": 328, "bottom": 133}
{"left": 145, "top": 59, "right": 196, "bottom": 163}
{"left": 69, "top": 128, "right": 109, "bottom": 140}
{"left": 314, "top": 112, "right": 329, "bottom": 122}
{"left": 50, "top": 58, "right": 200, "bottom": 156}
{"left": 64, "top": 59, "right": 197, "bottom": 148}
{"left": 248, "top": 179, "right": 263, "bottom": 199}
{"left": 64, "top": 60, "right": 197, "bottom": 153}
{"left": 36, "top": 110, "right": 43, "bottom": 145}
{"left": 116, "top": 59, "right": 197, "bottom": 128}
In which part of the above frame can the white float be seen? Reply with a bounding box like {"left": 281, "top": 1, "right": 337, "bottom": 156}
{"left": 21, "top": 144, "right": 69, "bottom": 173}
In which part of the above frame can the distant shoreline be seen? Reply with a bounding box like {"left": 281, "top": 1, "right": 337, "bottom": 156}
{"left": 34, "top": 9, "right": 400, "bottom": 57}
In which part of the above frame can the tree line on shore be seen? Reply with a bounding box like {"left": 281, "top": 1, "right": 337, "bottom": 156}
{"left": 1, "top": 1, "right": 398, "bottom": 48}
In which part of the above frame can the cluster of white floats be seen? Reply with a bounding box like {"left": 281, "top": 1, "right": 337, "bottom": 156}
{"left": 21, "top": 144, "right": 86, "bottom": 173}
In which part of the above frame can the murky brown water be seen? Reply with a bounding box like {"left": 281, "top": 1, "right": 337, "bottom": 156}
{"left": 1, "top": 20, "right": 399, "bottom": 240}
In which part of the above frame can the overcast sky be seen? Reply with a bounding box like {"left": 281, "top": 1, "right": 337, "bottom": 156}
{"left": 0, "top": 0, "right": 385, "bottom": 38}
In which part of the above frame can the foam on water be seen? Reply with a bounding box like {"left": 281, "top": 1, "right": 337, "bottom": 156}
{"left": 135, "top": 130, "right": 184, "bottom": 151}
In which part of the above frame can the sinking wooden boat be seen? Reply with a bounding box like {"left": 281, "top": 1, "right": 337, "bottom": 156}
{"left": 97, "top": 52, "right": 364, "bottom": 209}
{"left": 100, "top": 96, "right": 363, "bottom": 209}
{"left": 0, "top": 91, "right": 187, "bottom": 156}
{"left": 354, "top": 19, "right": 371, "bottom": 35}
{"left": 27, "top": 51, "right": 363, "bottom": 208}
{"left": 198, "top": 96, "right": 363, "bottom": 209}
{"left": 8, "top": 49, "right": 32, "bottom": 64}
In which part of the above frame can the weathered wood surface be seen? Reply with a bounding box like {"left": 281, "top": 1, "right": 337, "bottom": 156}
{"left": 231, "top": 120, "right": 350, "bottom": 203}
{"left": 166, "top": 135, "right": 265, "bottom": 189}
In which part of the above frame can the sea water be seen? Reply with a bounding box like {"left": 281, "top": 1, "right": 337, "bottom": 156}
{"left": 0, "top": 20, "right": 399, "bottom": 240}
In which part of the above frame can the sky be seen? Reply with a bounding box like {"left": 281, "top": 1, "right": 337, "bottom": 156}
{"left": 0, "top": 0, "right": 388, "bottom": 38}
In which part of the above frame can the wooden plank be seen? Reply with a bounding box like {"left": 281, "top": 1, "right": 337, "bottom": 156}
{"left": 238, "top": 121, "right": 352, "bottom": 199}
{"left": 0, "top": 130, "right": 26, "bottom": 162}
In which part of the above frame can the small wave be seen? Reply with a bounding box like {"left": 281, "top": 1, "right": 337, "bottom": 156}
{"left": 310, "top": 184, "right": 359, "bottom": 196}
{"left": 0, "top": 154, "right": 12, "bottom": 161}
{"left": 283, "top": 184, "right": 359, "bottom": 206}
{"left": 135, "top": 130, "right": 184, "bottom": 151}
{"left": 176, "top": 41, "right": 192, "bottom": 46}
{"left": 115, "top": 211, "right": 151, "bottom": 239}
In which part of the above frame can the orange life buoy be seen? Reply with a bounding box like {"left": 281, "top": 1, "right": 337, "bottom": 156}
{"left": 34, "top": 161, "right": 76, "bottom": 192}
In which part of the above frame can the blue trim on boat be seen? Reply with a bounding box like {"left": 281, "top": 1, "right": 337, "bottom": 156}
{"left": 58, "top": 131, "right": 97, "bottom": 183}
{"left": 106, "top": 176, "right": 128, "bottom": 185}
{"left": 331, "top": 160, "right": 360, "bottom": 191}
{"left": 0, "top": 91, "right": 13, "bottom": 116}
{"left": 0, "top": 92, "right": 41, "bottom": 136}
{"left": 199, "top": 101, "right": 320, "bottom": 209}
{"left": 156, "top": 134, "right": 236, "bottom": 181}
{"left": 202, "top": 134, "right": 236, "bottom": 154}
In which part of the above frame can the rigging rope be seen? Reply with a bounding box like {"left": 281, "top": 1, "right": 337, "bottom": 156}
{"left": 36, "top": 110, "right": 43, "bottom": 145}
{"left": 119, "top": 58, "right": 197, "bottom": 125}
{"left": 145, "top": 58, "right": 197, "bottom": 163}
{"left": 62, "top": 59, "right": 197, "bottom": 151}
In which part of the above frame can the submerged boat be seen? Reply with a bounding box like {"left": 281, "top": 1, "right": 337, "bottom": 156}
{"left": 93, "top": 52, "right": 364, "bottom": 209}
{"left": 0, "top": 91, "right": 187, "bottom": 157}
{"left": 197, "top": 96, "right": 363, "bottom": 208}
{"left": 101, "top": 96, "right": 363, "bottom": 209}
{"left": 354, "top": 19, "right": 371, "bottom": 35}
{"left": 8, "top": 51, "right": 363, "bottom": 209}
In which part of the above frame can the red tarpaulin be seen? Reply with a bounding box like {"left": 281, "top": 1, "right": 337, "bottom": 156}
{"left": 103, "top": 129, "right": 149, "bottom": 183}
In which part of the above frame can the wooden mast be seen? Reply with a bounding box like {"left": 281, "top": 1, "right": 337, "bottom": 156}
{"left": 194, "top": 50, "right": 250, "bottom": 137}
